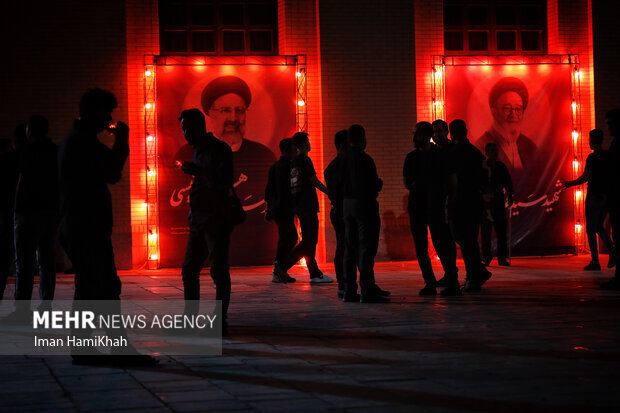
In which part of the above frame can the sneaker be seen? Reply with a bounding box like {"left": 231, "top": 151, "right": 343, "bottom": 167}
{"left": 498, "top": 259, "right": 510, "bottom": 267}
{"left": 271, "top": 272, "right": 284, "bottom": 283}
{"left": 584, "top": 261, "right": 601, "bottom": 271}
{"left": 360, "top": 294, "right": 390, "bottom": 303}
{"left": 601, "top": 277, "right": 620, "bottom": 290}
{"left": 310, "top": 274, "right": 333, "bottom": 284}
{"left": 418, "top": 285, "right": 437, "bottom": 296}
{"left": 285, "top": 275, "right": 296, "bottom": 283}
{"left": 273, "top": 261, "right": 289, "bottom": 283}
{"left": 440, "top": 286, "right": 462, "bottom": 297}
{"left": 372, "top": 284, "right": 391, "bottom": 297}
{"left": 608, "top": 250, "right": 616, "bottom": 268}
{"left": 343, "top": 292, "right": 361, "bottom": 302}
{"left": 478, "top": 268, "right": 492, "bottom": 286}
{"left": 462, "top": 280, "right": 481, "bottom": 293}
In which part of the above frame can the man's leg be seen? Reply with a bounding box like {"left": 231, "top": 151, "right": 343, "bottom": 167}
{"left": 275, "top": 215, "right": 298, "bottom": 264}
{"left": 343, "top": 200, "right": 359, "bottom": 297}
{"left": 13, "top": 212, "right": 36, "bottom": 302}
{"left": 330, "top": 208, "right": 346, "bottom": 291}
{"left": 409, "top": 207, "right": 436, "bottom": 287}
{"left": 492, "top": 204, "right": 509, "bottom": 264}
{"left": 301, "top": 214, "right": 321, "bottom": 277}
{"left": 354, "top": 201, "right": 376, "bottom": 298}
{"left": 429, "top": 209, "right": 459, "bottom": 288}
{"left": 480, "top": 216, "right": 493, "bottom": 265}
{"left": 206, "top": 224, "right": 232, "bottom": 318}
{"left": 585, "top": 199, "right": 600, "bottom": 263}
{"left": 181, "top": 225, "right": 209, "bottom": 315}
{"left": 0, "top": 212, "right": 13, "bottom": 300}
{"left": 37, "top": 212, "right": 57, "bottom": 301}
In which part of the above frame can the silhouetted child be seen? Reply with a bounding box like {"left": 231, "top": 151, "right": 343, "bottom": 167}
{"left": 481, "top": 142, "right": 514, "bottom": 267}
{"left": 265, "top": 138, "right": 297, "bottom": 283}
{"left": 563, "top": 129, "right": 615, "bottom": 271}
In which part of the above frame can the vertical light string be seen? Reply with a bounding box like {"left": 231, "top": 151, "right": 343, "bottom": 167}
{"left": 569, "top": 55, "right": 584, "bottom": 253}
{"left": 431, "top": 55, "right": 446, "bottom": 122}
{"left": 144, "top": 63, "right": 160, "bottom": 269}
{"left": 296, "top": 55, "right": 308, "bottom": 132}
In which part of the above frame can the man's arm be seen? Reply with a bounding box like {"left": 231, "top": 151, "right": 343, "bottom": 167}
{"left": 104, "top": 121, "right": 130, "bottom": 184}
{"left": 311, "top": 175, "right": 329, "bottom": 195}
{"left": 562, "top": 170, "right": 591, "bottom": 189}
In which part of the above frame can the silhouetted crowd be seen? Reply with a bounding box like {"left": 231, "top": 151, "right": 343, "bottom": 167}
{"left": 0, "top": 89, "right": 619, "bottom": 366}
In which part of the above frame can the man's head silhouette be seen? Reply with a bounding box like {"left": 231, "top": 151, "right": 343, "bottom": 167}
{"left": 413, "top": 121, "right": 433, "bottom": 149}
{"left": 79, "top": 89, "right": 118, "bottom": 133}
{"left": 347, "top": 124, "right": 366, "bottom": 149}
{"left": 179, "top": 108, "right": 208, "bottom": 148}
{"left": 201, "top": 76, "right": 252, "bottom": 151}
{"left": 449, "top": 119, "right": 468, "bottom": 143}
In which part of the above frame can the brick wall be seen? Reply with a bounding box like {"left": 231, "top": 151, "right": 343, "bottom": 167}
{"left": 592, "top": 0, "right": 620, "bottom": 139}
{"left": 1, "top": 0, "right": 132, "bottom": 269}
{"left": 319, "top": 0, "right": 417, "bottom": 260}
{"left": 125, "top": 0, "right": 160, "bottom": 269}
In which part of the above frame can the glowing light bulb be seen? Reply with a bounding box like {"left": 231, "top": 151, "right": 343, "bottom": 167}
{"left": 575, "top": 222, "right": 582, "bottom": 233}
{"left": 149, "top": 254, "right": 158, "bottom": 260}
{"left": 297, "top": 100, "right": 305, "bottom": 107}
{"left": 571, "top": 100, "right": 577, "bottom": 112}
{"left": 145, "top": 70, "right": 152, "bottom": 77}
{"left": 149, "top": 232, "right": 158, "bottom": 241}
{"left": 147, "top": 169, "right": 155, "bottom": 176}
{"left": 575, "top": 190, "right": 583, "bottom": 200}
{"left": 572, "top": 130, "right": 579, "bottom": 143}
{"left": 574, "top": 69, "right": 581, "bottom": 80}
{"left": 142, "top": 202, "right": 148, "bottom": 208}
{"left": 146, "top": 135, "right": 155, "bottom": 142}
{"left": 295, "top": 71, "right": 302, "bottom": 78}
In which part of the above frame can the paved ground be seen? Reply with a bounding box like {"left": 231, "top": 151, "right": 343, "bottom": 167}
{"left": 0, "top": 255, "right": 619, "bottom": 412}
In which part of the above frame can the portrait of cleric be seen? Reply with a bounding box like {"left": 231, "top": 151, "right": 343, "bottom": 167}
{"left": 173, "top": 76, "right": 277, "bottom": 265}
{"left": 475, "top": 77, "right": 537, "bottom": 176}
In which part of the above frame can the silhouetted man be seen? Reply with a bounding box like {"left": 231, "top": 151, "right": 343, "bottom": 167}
{"left": 179, "top": 108, "right": 234, "bottom": 333}
{"left": 60, "top": 89, "right": 157, "bottom": 365}
{"left": 275, "top": 132, "right": 332, "bottom": 283}
{"left": 13, "top": 115, "right": 58, "bottom": 312}
{"left": 342, "top": 125, "right": 388, "bottom": 303}
{"left": 447, "top": 119, "right": 492, "bottom": 292}
{"left": 601, "top": 109, "right": 620, "bottom": 290}
{"left": 0, "top": 135, "right": 19, "bottom": 300}
{"left": 324, "top": 130, "right": 350, "bottom": 297}
{"left": 404, "top": 122, "right": 460, "bottom": 297}
{"left": 431, "top": 119, "right": 453, "bottom": 151}
{"left": 563, "top": 129, "right": 615, "bottom": 271}
{"left": 265, "top": 138, "right": 297, "bottom": 283}
{"left": 481, "top": 142, "right": 514, "bottom": 267}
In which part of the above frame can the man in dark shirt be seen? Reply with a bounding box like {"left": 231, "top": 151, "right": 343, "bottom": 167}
{"left": 59, "top": 89, "right": 156, "bottom": 365}
{"left": 324, "top": 130, "right": 350, "bottom": 297}
{"left": 0, "top": 136, "right": 19, "bottom": 300}
{"left": 342, "top": 124, "right": 388, "bottom": 303}
{"left": 276, "top": 132, "right": 332, "bottom": 283}
{"left": 179, "top": 109, "right": 234, "bottom": 332}
{"left": 404, "top": 122, "right": 460, "bottom": 297}
{"left": 265, "top": 138, "right": 297, "bottom": 283}
{"left": 13, "top": 115, "right": 58, "bottom": 311}
{"left": 447, "top": 120, "right": 492, "bottom": 292}
{"left": 481, "top": 142, "right": 515, "bottom": 267}
{"left": 602, "top": 109, "right": 620, "bottom": 289}
{"left": 563, "top": 129, "right": 615, "bottom": 271}
{"left": 431, "top": 119, "right": 453, "bottom": 151}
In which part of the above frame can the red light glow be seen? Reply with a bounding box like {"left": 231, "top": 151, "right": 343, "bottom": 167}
{"left": 145, "top": 103, "right": 153, "bottom": 109}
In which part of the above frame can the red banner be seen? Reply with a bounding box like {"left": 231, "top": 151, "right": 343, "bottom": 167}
{"left": 445, "top": 64, "right": 574, "bottom": 254}
{"left": 156, "top": 64, "right": 297, "bottom": 267}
